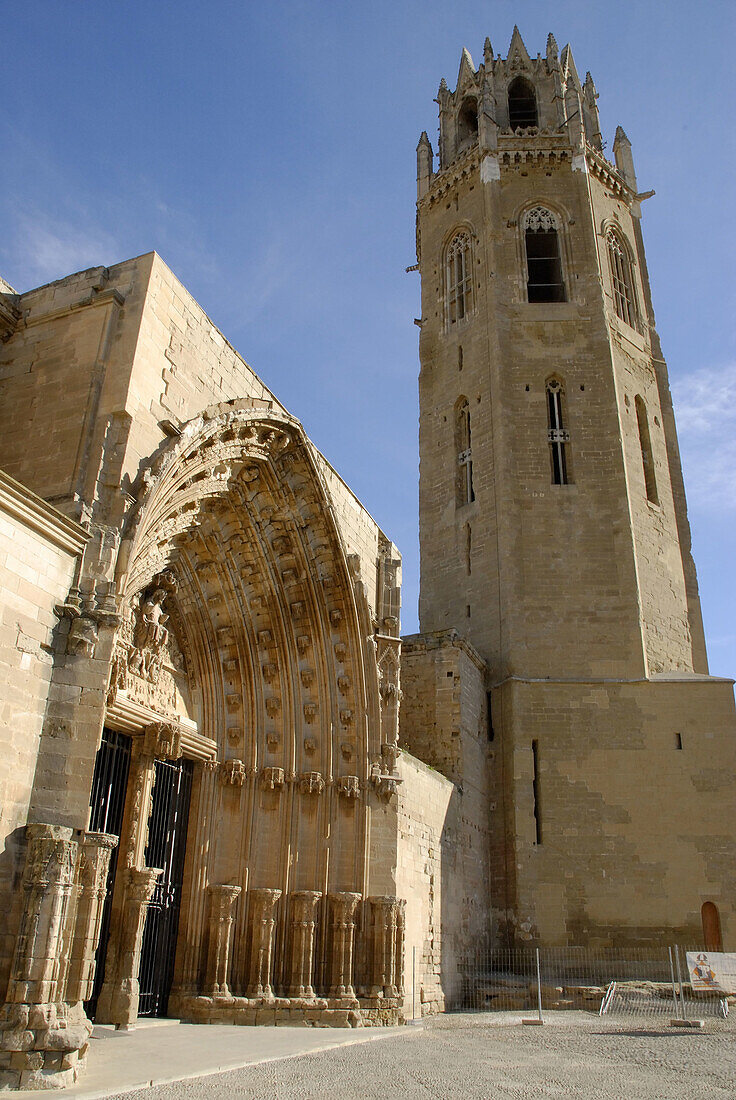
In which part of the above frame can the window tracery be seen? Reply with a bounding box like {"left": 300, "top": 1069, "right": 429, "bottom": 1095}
{"left": 446, "top": 231, "right": 473, "bottom": 325}
{"left": 524, "top": 208, "right": 566, "bottom": 302}
{"left": 607, "top": 228, "right": 637, "bottom": 328}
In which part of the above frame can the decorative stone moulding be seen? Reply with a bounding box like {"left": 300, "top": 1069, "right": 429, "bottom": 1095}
{"left": 340, "top": 709, "right": 353, "bottom": 727}
{"left": 281, "top": 568, "right": 297, "bottom": 585}
{"left": 262, "top": 661, "right": 277, "bottom": 682}
{"left": 257, "top": 629, "right": 272, "bottom": 647}
{"left": 303, "top": 736, "right": 317, "bottom": 755}
{"left": 337, "top": 675, "right": 350, "bottom": 695}
{"left": 226, "top": 726, "right": 242, "bottom": 747}
{"left": 260, "top": 766, "right": 285, "bottom": 791}
{"left": 290, "top": 601, "right": 305, "bottom": 619}
{"left": 340, "top": 741, "right": 354, "bottom": 760}
{"left": 329, "top": 609, "right": 343, "bottom": 627}
{"left": 221, "top": 759, "right": 246, "bottom": 786}
{"left": 272, "top": 535, "right": 291, "bottom": 554}
{"left": 337, "top": 776, "right": 360, "bottom": 799}
{"left": 225, "top": 692, "right": 241, "bottom": 711}
{"left": 303, "top": 702, "right": 317, "bottom": 724}
{"left": 266, "top": 730, "right": 281, "bottom": 749}
{"left": 143, "top": 720, "right": 182, "bottom": 761}
{"left": 300, "top": 668, "right": 315, "bottom": 688}
{"left": 217, "top": 626, "right": 235, "bottom": 647}
{"left": 370, "top": 765, "right": 402, "bottom": 801}
{"left": 222, "top": 657, "right": 239, "bottom": 673}
{"left": 299, "top": 771, "right": 325, "bottom": 796}
{"left": 296, "top": 635, "right": 310, "bottom": 655}
{"left": 334, "top": 642, "right": 347, "bottom": 662}
{"left": 265, "top": 697, "right": 280, "bottom": 718}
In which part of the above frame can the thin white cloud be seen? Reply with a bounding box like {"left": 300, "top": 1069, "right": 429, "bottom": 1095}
{"left": 4, "top": 212, "right": 120, "bottom": 291}
{"left": 671, "top": 362, "right": 736, "bottom": 511}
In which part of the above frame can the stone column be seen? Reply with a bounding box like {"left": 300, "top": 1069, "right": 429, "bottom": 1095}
{"left": 288, "top": 891, "right": 321, "bottom": 999}
{"left": 65, "top": 831, "right": 118, "bottom": 1005}
{"left": 5, "top": 825, "right": 78, "bottom": 1006}
{"left": 105, "top": 866, "right": 161, "bottom": 1028}
{"left": 395, "top": 898, "right": 406, "bottom": 997}
{"left": 0, "top": 825, "right": 90, "bottom": 1089}
{"left": 246, "top": 889, "right": 281, "bottom": 998}
{"left": 206, "top": 885, "right": 241, "bottom": 997}
{"left": 177, "top": 759, "right": 219, "bottom": 997}
{"left": 369, "top": 895, "right": 401, "bottom": 998}
{"left": 327, "top": 892, "right": 361, "bottom": 999}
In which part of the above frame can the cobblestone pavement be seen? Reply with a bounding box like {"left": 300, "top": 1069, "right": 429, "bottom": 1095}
{"left": 106, "top": 1012, "right": 735, "bottom": 1100}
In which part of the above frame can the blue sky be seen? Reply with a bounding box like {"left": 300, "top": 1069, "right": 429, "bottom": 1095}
{"left": 2, "top": 1, "right": 734, "bottom": 676}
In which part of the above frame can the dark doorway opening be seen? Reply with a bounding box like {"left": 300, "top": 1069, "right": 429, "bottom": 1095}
{"left": 85, "top": 727, "right": 132, "bottom": 1019}
{"left": 137, "top": 757, "right": 193, "bottom": 1017}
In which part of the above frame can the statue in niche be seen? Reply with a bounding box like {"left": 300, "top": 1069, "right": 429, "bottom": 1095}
{"left": 129, "top": 586, "right": 170, "bottom": 682}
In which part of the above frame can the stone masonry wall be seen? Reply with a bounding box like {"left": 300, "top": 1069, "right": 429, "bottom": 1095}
{"left": 398, "top": 631, "right": 493, "bottom": 1010}
{"left": 0, "top": 471, "right": 87, "bottom": 995}
{"left": 492, "top": 676, "right": 736, "bottom": 948}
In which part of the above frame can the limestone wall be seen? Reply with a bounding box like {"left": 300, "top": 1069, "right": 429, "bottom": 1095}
{"left": 397, "top": 630, "right": 493, "bottom": 1012}
{"left": 492, "top": 675, "right": 736, "bottom": 948}
{"left": 0, "top": 470, "right": 87, "bottom": 992}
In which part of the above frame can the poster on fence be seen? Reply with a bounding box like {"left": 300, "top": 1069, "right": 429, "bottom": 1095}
{"left": 686, "top": 952, "right": 736, "bottom": 993}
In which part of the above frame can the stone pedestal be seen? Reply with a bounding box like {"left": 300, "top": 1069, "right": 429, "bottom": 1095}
{"left": 327, "top": 892, "right": 361, "bottom": 998}
{"left": 287, "top": 891, "right": 321, "bottom": 998}
{"left": 206, "top": 885, "right": 241, "bottom": 996}
{"left": 369, "top": 895, "right": 405, "bottom": 998}
{"left": 246, "top": 889, "right": 281, "bottom": 998}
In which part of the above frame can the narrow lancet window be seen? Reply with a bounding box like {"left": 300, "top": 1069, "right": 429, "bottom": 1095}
{"left": 456, "top": 398, "right": 475, "bottom": 505}
{"left": 446, "top": 232, "right": 473, "bottom": 324}
{"left": 524, "top": 207, "right": 566, "bottom": 302}
{"left": 532, "top": 740, "right": 542, "bottom": 844}
{"left": 635, "top": 394, "right": 658, "bottom": 504}
{"left": 508, "top": 76, "right": 538, "bottom": 130}
{"left": 546, "top": 379, "right": 570, "bottom": 484}
{"left": 607, "top": 229, "right": 636, "bottom": 327}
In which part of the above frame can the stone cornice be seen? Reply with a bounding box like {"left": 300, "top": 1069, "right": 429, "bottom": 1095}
{"left": 400, "top": 629, "right": 487, "bottom": 673}
{"left": 0, "top": 468, "right": 89, "bottom": 556}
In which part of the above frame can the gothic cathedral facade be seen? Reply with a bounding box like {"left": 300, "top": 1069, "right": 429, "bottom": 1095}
{"left": 0, "top": 26, "right": 732, "bottom": 1091}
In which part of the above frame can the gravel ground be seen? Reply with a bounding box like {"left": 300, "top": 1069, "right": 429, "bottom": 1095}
{"left": 107, "top": 1012, "right": 736, "bottom": 1100}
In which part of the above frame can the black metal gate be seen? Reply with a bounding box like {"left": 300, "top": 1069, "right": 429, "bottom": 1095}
{"left": 138, "top": 756, "right": 193, "bottom": 1017}
{"left": 85, "top": 727, "right": 132, "bottom": 1019}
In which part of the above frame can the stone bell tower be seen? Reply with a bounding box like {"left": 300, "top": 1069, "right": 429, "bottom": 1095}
{"left": 406, "top": 28, "right": 736, "bottom": 948}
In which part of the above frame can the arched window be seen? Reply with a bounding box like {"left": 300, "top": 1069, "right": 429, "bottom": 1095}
{"left": 546, "top": 379, "right": 570, "bottom": 484}
{"left": 524, "top": 207, "right": 566, "bottom": 303}
{"left": 446, "top": 232, "right": 473, "bottom": 324}
{"left": 508, "top": 76, "right": 538, "bottom": 130}
{"left": 455, "top": 398, "right": 474, "bottom": 505}
{"left": 457, "top": 98, "right": 478, "bottom": 147}
{"left": 634, "top": 395, "right": 658, "bottom": 504}
{"left": 607, "top": 229, "right": 637, "bottom": 327}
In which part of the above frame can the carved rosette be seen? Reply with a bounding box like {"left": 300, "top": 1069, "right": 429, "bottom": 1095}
{"left": 327, "top": 892, "right": 362, "bottom": 999}
{"left": 246, "top": 888, "right": 282, "bottom": 998}
{"left": 288, "top": 891, "right": 322, "bottom": 998}
{"left": 206, "top": 885, "right": 242, "bottom": 996}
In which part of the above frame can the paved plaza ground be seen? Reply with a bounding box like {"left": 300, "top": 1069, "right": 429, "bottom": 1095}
{"left": 94, "top": 1012, "right": 734, "bottom": 1100}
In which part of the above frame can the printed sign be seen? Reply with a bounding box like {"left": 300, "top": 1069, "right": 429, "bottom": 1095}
{"left": 686, "top": 951, "right": 736, "bottom": 994}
